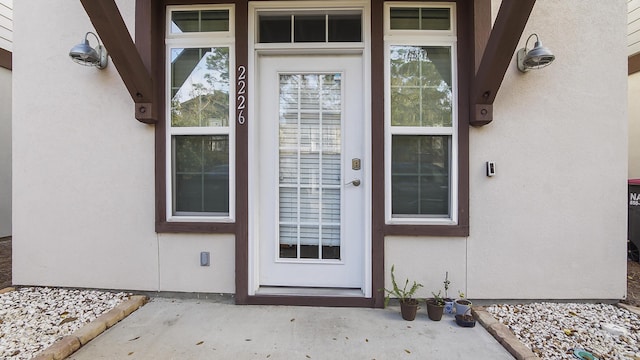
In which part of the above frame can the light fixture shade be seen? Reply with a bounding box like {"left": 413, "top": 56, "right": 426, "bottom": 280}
{"left": 68, "top": 32, "right": 108, "bottom": 69}
{"left": 517, "top": 34, "right": 555, "bottom": 72}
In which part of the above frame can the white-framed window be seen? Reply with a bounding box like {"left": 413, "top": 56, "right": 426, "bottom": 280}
{"left": 384, "top": 2, "right": 458, "bottom": 224}
{"left": 166, "top": 5, "right": 235, "bottom": 222}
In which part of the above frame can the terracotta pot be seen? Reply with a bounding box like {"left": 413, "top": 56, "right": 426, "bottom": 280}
{"left": 400, "top": 299, "right": 419, "bottom": 321}
{"left": 426, "top": 300, "right": 444, "bottom": 321}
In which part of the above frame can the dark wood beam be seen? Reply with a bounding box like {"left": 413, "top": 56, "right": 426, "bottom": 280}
{"left": 630, "top": 53, "right": 640, "bottom": 75}
{"left": 473, "top": 0, "right": 492, "bottom": 73}
{"left": 234, "top": 0, "right": 250, "bottom": 306}
{"left": 371, "top": 0, "right": 385, "bottom": 308}
{"left": 135, "top": 0, "right": 154, "bottom": 73}
{"left": 80, "top": 0, "right": 157, "bottom": 124}
{"left": 470, "top": 0, "right": 535, "bottom": 126}
{"left": 0, "top": 48, "right": 11, "bottom": 70}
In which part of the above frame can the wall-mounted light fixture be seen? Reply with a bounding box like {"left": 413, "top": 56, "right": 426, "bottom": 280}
{"left": 517, "top": 33, "right": 555, "bottom": 72}
{"left": 68, "top": 32, "right": 108, "bottom": 69}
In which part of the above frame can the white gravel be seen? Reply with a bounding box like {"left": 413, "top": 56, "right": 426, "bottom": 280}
{"left": 0, "top": 287, "right": 130, "bottom": 360}
{"left": 487, "top": 303, "right": 640, "bottom": 360}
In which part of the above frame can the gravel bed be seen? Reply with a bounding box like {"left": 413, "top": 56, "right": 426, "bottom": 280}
{"left": 0, "top": 287, "right": 130, "bottom": 359}
{"left": 487, "top": 303, "right": 640, "bottom": 360}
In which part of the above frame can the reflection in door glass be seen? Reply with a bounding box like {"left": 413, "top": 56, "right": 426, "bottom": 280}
{"left": 278, "top": 73, "right": 342, "bottom": 260}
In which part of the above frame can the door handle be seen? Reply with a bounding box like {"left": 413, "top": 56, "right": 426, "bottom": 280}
{"left": 345, "top": 179, "right": 361, "bottom": 187}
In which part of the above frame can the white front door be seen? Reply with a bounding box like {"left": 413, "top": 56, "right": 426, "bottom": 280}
{"left": 256, "top": 54, "right": 365, "bottom": 289}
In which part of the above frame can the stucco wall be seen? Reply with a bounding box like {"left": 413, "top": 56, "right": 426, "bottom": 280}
{"left": 158, "top": 234, "right": 235, "bottom": 293}
{"left": 630, "top": 72, "right": 640, "bottom": 179}
{"left": 467, "top": 0, "right": 627, "bottom": 299}
{"left": 12, "top": 0, "right": 156, "bottom": 290}
{"left": 385, "top": 237, "right": 467, "bottom": 300}
{"left": 12, "top": 0, "right": 236, "bottom": 293}
{"left": 0, "top": 66, "right": 10, "bottom": 238}
{"left": 387, "top": 0, "right": 628, "bottom": 300}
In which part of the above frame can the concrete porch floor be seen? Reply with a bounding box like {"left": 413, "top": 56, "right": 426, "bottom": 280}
{"left": 67, "top": 297, "right": 514, "bottom": 360}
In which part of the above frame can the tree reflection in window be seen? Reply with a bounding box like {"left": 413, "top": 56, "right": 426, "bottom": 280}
{"left": 390, "top": 46, "right": 452, "bottom": 127}
{"left": 171, "top": 47, "right": 230, "bottom": 127}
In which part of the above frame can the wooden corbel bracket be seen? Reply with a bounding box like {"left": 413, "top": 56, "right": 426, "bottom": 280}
{"left": 470, "top": 0, "right": 536, "bottom": 126}
{"left": 473, "top": 104, "right": 493, "bottom": 126}
{"left": 80, "top": 0, "right": 157, "bottom": 124}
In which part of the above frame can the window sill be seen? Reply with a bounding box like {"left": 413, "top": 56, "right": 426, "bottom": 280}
{"left": 386, "top": 217, "right": 457, "bottom": 226}
{"left": 167, "top": 215, "right": 234, "bottom": 223}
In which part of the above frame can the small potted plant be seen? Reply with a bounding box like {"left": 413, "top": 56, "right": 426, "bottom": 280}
{"left": 455, "top": 307, "right": 476, "bottom": 328}
{"left": 454, "top": 291, "right": 472, "bottom": 316}
{"left": 426, "top": 291, "right": 445, "bottom": 321}
{"left": 442, "top": 272, "right": 454, "bottom": 314}
{"left": 382, "top": 265, "right": 423, "bottom": 321}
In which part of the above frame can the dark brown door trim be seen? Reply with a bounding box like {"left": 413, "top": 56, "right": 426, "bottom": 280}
{"left": 370, "top": 0, "right": 385, "bottom": 309}
{"left": 240, "top": 0, "right": 381, "bottom": 307}
{"left": 234, "top": 0, "right": 250, "bottom": 305}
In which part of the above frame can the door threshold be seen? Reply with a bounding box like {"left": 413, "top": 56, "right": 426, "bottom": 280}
{"left": 256, "top": 286, "right": 364, "bottom": 297}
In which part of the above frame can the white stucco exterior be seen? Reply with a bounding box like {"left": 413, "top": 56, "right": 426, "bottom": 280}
{"left": 13, "top": 0, "right": 628, "bottom": 300}
{"left": 467, "top": 0, "right": 627, "bottom": 299}
{"left": 385, "top": 0, "right": 628, "bottom": 300}
{"left": 0, "top": 66, "right": 10, "bottom": 238}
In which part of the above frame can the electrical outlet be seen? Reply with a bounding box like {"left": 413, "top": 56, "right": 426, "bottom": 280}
{"left": 200, "top": 252, "right": 210, "bottom": 266}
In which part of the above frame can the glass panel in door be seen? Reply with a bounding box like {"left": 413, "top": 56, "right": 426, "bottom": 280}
{"left": 278, "top": 74, "right": 342, "bottom": 260}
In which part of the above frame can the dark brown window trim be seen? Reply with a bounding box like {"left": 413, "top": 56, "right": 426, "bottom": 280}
{"left": 152, "top": 0, "right": 241, "bottom": 235}
{"left": 378, "top": 0, "right": 473, "bottom": 239}
{"left": 0, "top": 48, "right": 11, "bottom": 70}
{"left": 384, "top": 224, "right": 470, "bottom": 237}
{"left": 630, "top": 53, "right": 640, "bottom": 75}
{"left": 156, "top": 222, "right": 237, "bottom": 234}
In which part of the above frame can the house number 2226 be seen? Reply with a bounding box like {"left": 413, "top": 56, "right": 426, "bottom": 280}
{"left": 237, "top": 65, "right": 246, "bottom": 125}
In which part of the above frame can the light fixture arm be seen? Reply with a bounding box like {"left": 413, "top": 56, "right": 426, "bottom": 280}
{"left": 523, "top": 33, "right": 540, "bottom": 54}
{"left": 84, "top": 31, "right": 101, "bottom": 47}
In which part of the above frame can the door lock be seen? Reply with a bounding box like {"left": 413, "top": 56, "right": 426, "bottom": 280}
{"left": 352, "top": 158, "right": 361, "bottom": 170}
